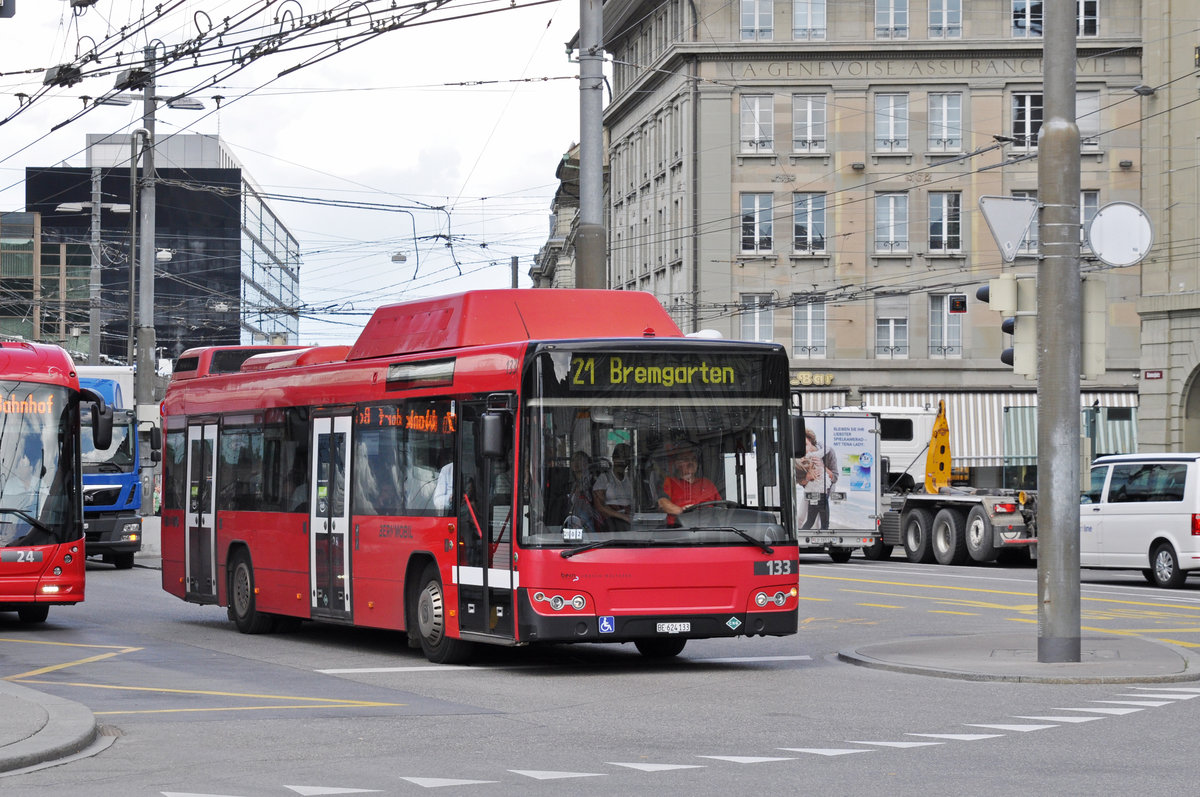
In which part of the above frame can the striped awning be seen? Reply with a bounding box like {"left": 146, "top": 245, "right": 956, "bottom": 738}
{"left": 857, "top": 390, "right": 1138, "bottom": 467}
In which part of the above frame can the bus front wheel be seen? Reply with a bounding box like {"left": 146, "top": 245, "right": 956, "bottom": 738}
{"left": 634, "top": 638, "right": 687, "bottom": 658}
{"left": 17, "top": 605, "right": 49, "bottom": 624}
{"left": 415, "top": 564, "right": 473, "bottom": 664}
{"left": 229, "top": 551, "right": 274, "bottom": 634}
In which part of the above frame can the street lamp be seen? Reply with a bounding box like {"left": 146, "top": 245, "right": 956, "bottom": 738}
{"left": 114, "top": 49, "right": 205, "bottom": 408}
{"left": 54, "top": 197, "right": 129, "bottom": 364}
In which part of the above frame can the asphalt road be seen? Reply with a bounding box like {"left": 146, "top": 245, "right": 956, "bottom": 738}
{"left": 3, "top": 553, "right": 1199, "bottom": 795}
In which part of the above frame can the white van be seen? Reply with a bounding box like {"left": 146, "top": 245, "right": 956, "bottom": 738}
{"left": 1080, "top": 453, "right": 1200, "bottom": 587}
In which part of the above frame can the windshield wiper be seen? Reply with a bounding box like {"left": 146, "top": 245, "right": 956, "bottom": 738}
{"left": 0, "top": 508, "right": 52, "bottom": 535}
{"left": 696, "top": 526, "right": 774, "bottom": 555}
{"left": 560, "top": 538, "right": 632, "bottom": 558}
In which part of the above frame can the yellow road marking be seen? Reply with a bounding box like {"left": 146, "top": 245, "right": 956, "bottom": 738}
{"left": 4, "top": 647, "right": 142, "bottom": 681}
{"left": 858, "top": 603, "right": 904, "bottom": 609}
{"left": 930, "top": 610, "right": 979, "bottom": 616}
{"left": 15, "top": 679, "right": 400, "bottom": 705}
{"left": 93, "top": 704, "right": 406, "bottom": 716}
{"left": 0, "top": 637, "right": 138, "bottom": 651}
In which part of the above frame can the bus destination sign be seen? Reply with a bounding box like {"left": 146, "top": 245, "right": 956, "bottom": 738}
{"left": 568, "top": 353, "right": 760, "bottom": 393}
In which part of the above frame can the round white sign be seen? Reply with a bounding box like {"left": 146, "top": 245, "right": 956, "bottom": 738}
{"left": 1087, "top": 201, "right": 1153, "bottom": 267}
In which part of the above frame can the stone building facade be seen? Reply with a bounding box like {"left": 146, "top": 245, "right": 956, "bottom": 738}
{"left": 591, "top": 0, "right": 1148, "bottom": 475}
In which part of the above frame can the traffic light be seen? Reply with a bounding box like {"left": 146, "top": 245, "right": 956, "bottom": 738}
{"left": 976, "top": 274, "right": 1037, "bottom": 378}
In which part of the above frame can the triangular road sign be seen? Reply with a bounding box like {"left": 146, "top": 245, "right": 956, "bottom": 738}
{"left": 978, "top": 195, "right": 1039, "bottom": 262}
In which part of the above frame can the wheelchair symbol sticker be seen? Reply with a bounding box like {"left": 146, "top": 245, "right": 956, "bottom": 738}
{"left": 599, "top": 616, "right": 615, "bottom": 634}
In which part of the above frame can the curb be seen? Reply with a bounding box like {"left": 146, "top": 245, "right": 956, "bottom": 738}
{"left": 0, "top": 681, "right": 97, "bottom": 774}
{"left": 837, "top": 633, "right": 1200, "bottom": 685}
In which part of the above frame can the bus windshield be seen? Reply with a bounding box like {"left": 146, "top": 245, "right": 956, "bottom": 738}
{"left": 520, "top": 348, "right": 793, "bottom": 549}
{"left": 0, "top": 382, "right": 74, "bottom": 548}
{"left": 81, "top": 409, "right": 135, "bottom": 472}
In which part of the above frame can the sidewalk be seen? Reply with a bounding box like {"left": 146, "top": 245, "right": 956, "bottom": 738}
{"left": 840, "top": 631, "right": 1200, "bottom": 684}
{"left": 0, "top": 679, "right": 97, "bottom": 775}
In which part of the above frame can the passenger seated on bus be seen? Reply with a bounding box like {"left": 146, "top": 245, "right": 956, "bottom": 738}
{"left": 286, "top": 467, "right": 309, "bottom": 513}
{"left": 593, "top": 444, "right": 634, "bottom": 531}
{"left": 433, "top": 461, "right": 454, "bottom": 511}
{"left": 658, "top": 443, "right": 721, "bottom": 519}
{"left": 566, "top": 450, "right": 599, "bottom": 532}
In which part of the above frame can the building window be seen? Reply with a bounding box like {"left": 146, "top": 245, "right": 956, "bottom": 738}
{"left": 929, "top": 192, "right": 962, "bottom": 252}
{"left": 740, "top": 95, "right": 774, "bottom": 153}
{"left": 741, "top": 0, "right": 773, "bottom": 40}
{"left": 1013, "top": 190, "right": 1038, "bottom": 252}
{"left": 793, "top": 0, "right": 827, "bottom": 40}
{"left": 792, "top": 94, "right": 827, "bottom": 152}
{"left": 875, "top": 0, "right": 908, "bottom": 39}
{"left": 929, "top": 0, "right": 961, "bottom": 37}
{"left": 876, "top": 316, "right": 908, "bottom": 358}
{"left": 793, "top": 193, "right": 826, "bottom": 253}
{"left": 929, "top": 295, "right": 962, "bottom": 358}
{"left": 1014, "top": 0, "right": 1097, "bottom": 37}
{"left": 792, "top": 298, "right": 826, "bottom": 358}
{"left": 1079, "top": 0, "right": 1098, "bottom": 36}
{"left": 1012, "top": 92, "right": 1042, "bottom": 148}
{"left": 1080, "top": 189, "right": 1100, "bottom": 249}
{"left": 1077, "top": 90, "right": 1100, "bottom": 148}
{"left": 741, "top": 293, "right": 774, "bottom": 342}
{"left": 875, "top": 94, "right": 909, "bottom": 152}
{"left": 875, "top": 193, "right": 908, "bottom": 253}
{"left": 741, "top": 193, "right": 774, "bottom": 253}
{"left": 928, "top": 93, "right": 962, "bottom": 152}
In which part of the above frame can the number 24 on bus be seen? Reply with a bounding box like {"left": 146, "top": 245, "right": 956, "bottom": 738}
{"left": 159, "top": 290, "right": 802, "bottom": 663}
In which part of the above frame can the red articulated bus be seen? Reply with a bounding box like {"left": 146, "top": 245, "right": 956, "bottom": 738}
{"left": 0, "top": 342, "right": 112, "bottom": 623}
{"left": 160, "top": 290, "right": 799, "bottom": 662}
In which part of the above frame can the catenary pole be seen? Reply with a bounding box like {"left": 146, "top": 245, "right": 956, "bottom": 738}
{"left": 576, "top": 0, "right": 606, "bottom": 289}
{"left": 135, "top": 46, "right": 157, "bottom": 410}
{"left": 1036, "top": 0, "right": 1082, "bottom": 662}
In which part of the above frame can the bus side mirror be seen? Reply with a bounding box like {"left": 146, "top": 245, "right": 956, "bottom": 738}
{"left": 791, "top": 415, "right": 806, "bottom": 458}
{"left": 481, "top": 411, "right": 512, "bottom": 459}
{"left": 81, "top": 388, "right": 113, "bottom": 450}
{"left": 149, "top": 425, "right": 162, "bottom": 451}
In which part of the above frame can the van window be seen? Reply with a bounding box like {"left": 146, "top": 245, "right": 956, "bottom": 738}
{"left": 1082, "top": 465, "right": 1107, "bottom": 504}
{"left": 1107, "top": 463, "right": 1187, "bottom": 504}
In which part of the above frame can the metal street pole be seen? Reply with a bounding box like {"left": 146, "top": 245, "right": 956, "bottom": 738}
{"left": 88, "top": 166, "right": 101, "bottom": 364}
{"left": 135, "top": 46, "right": 157, "bottom": 409}
{"left": 1036, "top": 0, "right": 1082, "bottom": 663}
{"left": 576, "top": 0, "right": 605, "bottom": 289}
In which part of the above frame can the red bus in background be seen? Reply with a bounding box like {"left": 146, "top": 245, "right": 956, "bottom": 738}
{"left": 160, "top": 290, "right": 799, "bottom": 663}
{"left": 0, "top": 342, "right": 112, "bottom": 623}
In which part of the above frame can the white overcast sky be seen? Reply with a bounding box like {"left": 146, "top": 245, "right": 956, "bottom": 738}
{"left": 0, "top": 0, "right": 582, "bottom": 346}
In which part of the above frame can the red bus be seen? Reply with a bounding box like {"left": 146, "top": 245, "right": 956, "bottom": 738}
{"left": 0, "top": 342, "right": 112, "bottom": 623}
{"left": 160, "top": 290, "right": 800, "bottom": 662}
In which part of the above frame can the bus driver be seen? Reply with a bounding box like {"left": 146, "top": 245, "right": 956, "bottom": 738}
{"left": 658, "top": 443, "right": 721, "bottom": 519}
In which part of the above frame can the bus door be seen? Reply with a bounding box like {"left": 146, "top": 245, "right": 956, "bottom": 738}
{"left": 455, "top": 401, "right": 515, "bottom": 638}
{"left": 185, "top": 423, "right": 218, "bottom": 602}
{"left": 310, "top": 414, "right": 352, "bottom": 620}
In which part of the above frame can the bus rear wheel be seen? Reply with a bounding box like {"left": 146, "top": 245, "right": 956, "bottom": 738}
{"left": 229, "top": 551, "right": 274, "bottom": 634}
{"left": 634, "top": 638, "right": 687, "bottom": 659}
{"left": 415, "top": 563, "right": 473, "bottom": 664}
{"left": 17, "top": 605, "right": 49, "bottom": 624}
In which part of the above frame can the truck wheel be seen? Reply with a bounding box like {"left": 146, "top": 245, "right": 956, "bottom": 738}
{"left": 964, "top": 505, "right": 999, "bottom": 563}
{"left": 112, "top": 552, "right": 135, "bottom": 570}
{"left": 932, "top": 508, "right": 968, "bottom": 565}
{"left": 1152, "top": 543, "right": 1187, "bottom": 588}
{"left": 229, "top": 550, "right": 275, "bottom": 634}
{"left": 828, "top": 548, "right": 852, "bottom": 563}
{"left": 861, "top": 540, "right": 894, "bottom": 561}
{"left": 415, "top": 563, "right": 474, "bottom": 664}
{"left": 902, "top": 508, "right": 935, "bottom": 563}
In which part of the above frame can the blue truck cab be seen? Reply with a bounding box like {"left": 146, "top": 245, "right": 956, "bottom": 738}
{"left": 79, "top": 372, "right": 147, "bottom": 569}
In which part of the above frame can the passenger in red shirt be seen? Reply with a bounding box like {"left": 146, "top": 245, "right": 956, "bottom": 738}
{"left": 658, "top": 445, "right": 721, "bottom": 518}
